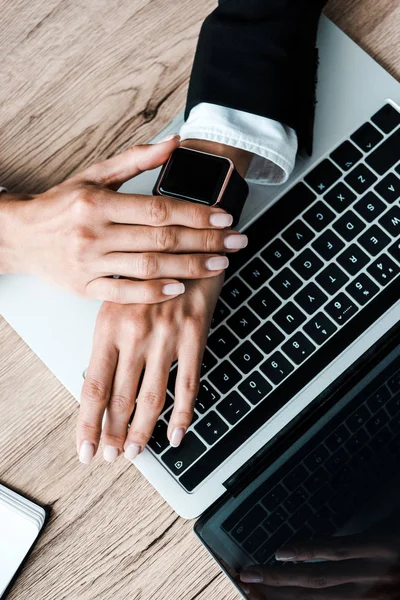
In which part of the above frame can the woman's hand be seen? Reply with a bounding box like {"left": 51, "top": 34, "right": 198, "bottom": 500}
{"left": 240, "top": 534, "right": 400, "bottom": 600}
{"left": 76, "top": 274, "right": 224, "bottom": 464}
{"left": 0, "top": 136, "right": 247, "bottom": 304}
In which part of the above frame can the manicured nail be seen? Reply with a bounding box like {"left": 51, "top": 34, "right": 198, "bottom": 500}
{"left": 224, "top": 234, "right": 248, "bottom": 250}
{"left": 170, "top": 427, "right": 186, "bottom": 448}
{"left": 209, "top": 212, "right": 233, "bottom": 228}
{"left": 124, "top": 444, "right": 142, "bottom": 460}
{"left": 242, "top": 585, "right": 250, "bottom": 594}
{"left": 155, "top": 133, "right": 180, "bottom": 144}
{"left": 240, "top": 569, "right": 262, "bottom": 584}
{"left": 206, "top": 256, "right": 229, "bottom": 271}
{"left": 162, "top": 282, "right": 185, "bottom": 296}
{"left": 104, "top": 445, "right": 119, "bottom": 463}
{"left": 79, "top": 441, "right": 95, "bottom": 465}
{"left": 275, "top": 547, "right": 296, "bottom": 561}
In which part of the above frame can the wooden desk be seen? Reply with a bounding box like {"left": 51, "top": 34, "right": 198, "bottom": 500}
{"left": 0, "top": 1, "right": 398, "bottom": 598}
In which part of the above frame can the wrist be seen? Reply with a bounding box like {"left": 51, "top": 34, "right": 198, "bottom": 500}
{"left": 180, "top": 138, "right": 252, "bottom": 179}
{"left": 0, "top": 194, "right": 30, "bottom": 274}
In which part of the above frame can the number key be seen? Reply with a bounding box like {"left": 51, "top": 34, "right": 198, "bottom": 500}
{"left": 345, "top": 273, "right": 379, "bottom": 306}
{"left": 261, "top": 351, "right": 294, "bottom": 385}
{"left": 282, "top": 332, "right": 316, "bottom": 365}
{"left": 303, "top": 312, "right": 337, "bottom": 345}
{"left": 325, "top": 292, "right": 358, "bottom": 325}
{"left": 367, "top": 254, "right": 399, "bottom": 285}
{"left": 239, "top": 371, "right": 272, "bottom": 405}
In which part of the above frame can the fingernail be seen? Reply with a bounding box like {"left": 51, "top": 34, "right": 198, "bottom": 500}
{"left": 79, "top": 441, "right": 95, "bottom": 465}
{"left": 275, "top": 547, "right": 296, "bottom": 561}
{"left": 103, "top": 445, "right": 119, "bottom": 463}
{"left": 224, "top": 234, "right": 248, "bottom": 250}
{"left": 162, "top": 282, "right": 185, "bottom": 296}
{"left": 206, "top": 256, "right": 229, "bottom": 271}
{"left": 209, "top": 212, "right": 233, "bottom": 228}
{"left": 240, "top": 569, "right": 262, "bottom": 584}
{"left": 242, "top": 585, "right": 250, "bottom": 594}
{"left": 124, "top": 443, "right": 142, "bottom": 460}
{"left": 155, "top": 133, "right": 180, "bottom": 144}
{"left": 170, "top": 427, "right": 186, "bottom": 448}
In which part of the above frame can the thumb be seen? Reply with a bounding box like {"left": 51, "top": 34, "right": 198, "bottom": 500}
{"left": 78, "top": 134, "right": 180, "bottom": 190}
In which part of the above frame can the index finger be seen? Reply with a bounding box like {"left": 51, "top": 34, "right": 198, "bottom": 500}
{"left": 104, "top": 191, "right": 234, "bottom": 229}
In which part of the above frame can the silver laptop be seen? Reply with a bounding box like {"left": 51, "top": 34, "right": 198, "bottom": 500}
{"left": 1, "top": 15, "right": 399, "bottom": 519}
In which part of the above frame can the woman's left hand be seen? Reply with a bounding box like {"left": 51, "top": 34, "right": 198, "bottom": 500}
{"left": 76, "top": 274, "right": 223, "bottom": 464}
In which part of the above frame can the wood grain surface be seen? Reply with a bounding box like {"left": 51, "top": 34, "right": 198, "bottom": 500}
{"left": 0, "top": 1, "right": 399, "bottom": 598}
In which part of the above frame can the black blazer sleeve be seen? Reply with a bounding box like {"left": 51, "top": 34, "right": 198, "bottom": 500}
{"left": 185, "top": 0, "right": 328, "bottom": 156}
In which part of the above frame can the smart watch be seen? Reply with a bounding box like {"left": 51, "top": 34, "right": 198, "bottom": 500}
{"left": 153, "top": 147, "right": 249, "bottom": 226}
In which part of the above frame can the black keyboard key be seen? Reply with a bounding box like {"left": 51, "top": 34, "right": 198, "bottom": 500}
{"left": 240, "top": 257, "right": 272, "bottom": 290}
{"left": 261, "top": 240, "right": 294, "bottom": 271}
{"left": 273, "top": 302, "right": 307, "bottom": 334}
{"left": 243, "top": 527, "right": 267, "bottom": 556}
{"left": 304, "top": 159, "right": 342, "bottom": 194}
{"left": 263, "top": 507, "right": 288, "bottom": 533}
{"left": 366, "top": 384, "right": 390, "bottom": 413}
{"left": 291, "top": 249, "right": 324, "bottom": 280}
{"left": 371, "top": 104, "right": 400, "bottom": 134}
{"left": 337, "top": 244, "right": 370, "bottom": 276}
{"left": 366, "top": 129, "right": 400, "bottom": 175}
{"left": 379, "top": 206, "right": 400, "bottom": 237}
{"left": 388, "top": 371, "right": 400, "bottom": 394}
{"left": 304, "top": 444, "right": 330, "bottom": 471}
{"left": 221, "top": 277, "right": 252, "bottom": 309}
{"left": 200, "top": 349, "right": 218, "bottom": 377}
{"left": 375, "top": 173, "right": 400, "bottom": 203}
{"left": 345, "top": 428, "right": 368, "bottom": 454}
{"left": 388, "top": 239, "right": 400, "bottom": 263}
{"left": 312, "top": 230, "right": 345, "bottom": 261}
{"left": 346, "top": 273, "right": 379, "bottom": 306}
{"left": 239, "top": 372, "right": 273, "bottom": 405}
{"left": 217, "top": 391, "right": 250, "bottom": 425}
{"left": 195, "top": 411, "right": 229, "bottom": 446}
{"left": 365, "top": 408, "right": 389, "bottom": 437}
{"left": 326, "top": 425, "right": 350, "bottom": 453}
{"left": 283, "top": 220, "right": 315, "bottom": 251}
{"left": 325, "top": 292, "right": 358, "bottom": 325}
{"left": 231, "top": 504, "right": 268, "bottom": 542}
{"left": 261, "top": 484, "right": 288, "bottom": 512}
{"left": 282, "top": 332, "right": 316, "bottom": 365}
{"left": 254, "top": 524, "right": 292, "bottom": 564}
{"left": 208, "top": 326, "right": 238, "bottom": 359}
{"left": 294, "top": 282, "right": 328, "bottom": 315}
{"left": 252, "top": 322, "right": 285, "bottom": 354}
{"left": 283, "top": 487, "right": 308, "bottom": 514}
{"left": 351, "top": 122, "right": 384, "bottom": 152}
{"left": 358, "top": 225, "right": 391, "bottom": 257}
{"left": 303, "top": 312, "right": 337, "bottom": 345}
{"left": 227, "top": 306, "right": 260, "bottom": 338}
{"left": 290, "top": 504, "right": 314, "bottom": 531}
{"left": 347, "top": 405, "right": 371, "bottom": 433}
{"left": 387, "top": 393, "right": 400, "bottom": 417}
{"left": 148, "top": 420, "right": 169, "bottom": 454}
{"left": 324, "top": 182, "right": 357, "bottom": 213}
{"left": 303, "top": 467, "right": 328, "bottom": 495}
{"left": 325, "top": 447, "right": 350, "bottom": 475}
{"left": 283, "top": 464, "right": 309, "bottom": 493}
{"left": 310, "top": 484, "right": 334, "bottom": 511}
{"left": 316, "top": 264, "right": 349, "bottom": 294}
{"left": 209, "top": 361, "right": 242, "bottom": 395}
{"left": 270, "top": 268, "right": 302, "bottom": 300}
{"left": 231, "top": 341, "right": 263, "bottom": 374}
{"left": 333, "top": 210, "right": 366, "bottom": 241}
{"left": 304, "top": 201, "right": 336, "bottom": 232}
{"left": 196, "top": 381, "right": 220, "bottom": 414}
{"left": 345, "top": 164, "right": 378, "bottom": 194}
{"left": 211, "top": 299, "right": 231, "bottom": 329}
{"left": 330, "top": 141, "right": 363, "bottom": 172}
{"left": 249, "top": 287, "right": 282, "bottom": 319}
{"left": 354, "top": 191, "right": 387, "bottom": 223}
{"left": 162, "top": 431, "right": 206, "bottom": 475}
{"left": 261, "top": 352, "right": 294, "bottom": 385}
{"left": 367, "top": 254, "right": 399, "bottom": 285}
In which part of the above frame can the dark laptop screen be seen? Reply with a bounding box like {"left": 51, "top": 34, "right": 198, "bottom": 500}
{"left": 195, "top": 335, "right": 400, "bottom": 599}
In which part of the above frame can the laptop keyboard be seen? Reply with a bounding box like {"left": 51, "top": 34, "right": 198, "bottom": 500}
{"left": 221, "top": 354, "right": 400, "bottom": 565}
{"left": 148, "top": 102, "right": 400, "bottom": 491}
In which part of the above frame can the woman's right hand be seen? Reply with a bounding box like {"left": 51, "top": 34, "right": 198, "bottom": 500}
{"left": 0, "top": 136, "right": 247, "bottom": 304}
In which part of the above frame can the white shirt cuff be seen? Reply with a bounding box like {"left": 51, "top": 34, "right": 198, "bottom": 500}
{"left": 179, "top": 102, "right": 298, "bottom": 185}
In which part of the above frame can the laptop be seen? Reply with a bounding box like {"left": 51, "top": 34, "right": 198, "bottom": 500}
{"left": 0, "top": 14, "right": 399, "bottom": 525}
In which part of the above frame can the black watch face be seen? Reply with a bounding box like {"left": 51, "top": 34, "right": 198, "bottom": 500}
{"left": 158, "top": 147, "right": 231, "bottom": 205}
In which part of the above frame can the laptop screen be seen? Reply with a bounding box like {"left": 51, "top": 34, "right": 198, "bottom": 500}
{"left": 195, "top": 332, "right": 400, "bottom": 599}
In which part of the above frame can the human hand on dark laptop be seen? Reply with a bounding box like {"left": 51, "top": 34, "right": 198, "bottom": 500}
{"left": 239, "top": 533, "right": 400, "bottom": 599}
{"left": 76, "top": 274, "right": 223, "bottom": 464}
{"left": 0, "top": 136, "right": 247, "bottom": 303}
